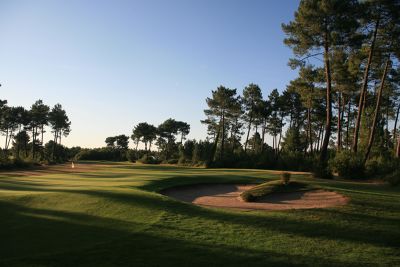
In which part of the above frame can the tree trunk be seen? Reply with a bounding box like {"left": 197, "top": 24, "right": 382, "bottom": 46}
{"left": 52, "top": 131, "right": 58, "bottom": 161}
{"left": 337, "top": 92, "right": 342, "bottom": 151}
{"left": 253, "top": 125, "right": 258, "bottom": 153}
{"left": 24, "top": 137, "right": 28, "bottom": 157}
{"left": 320, "top": 32, "right": 332, "bottom": 163}
{"left": 210, "top": 122, "right": 221, "bottom": 163}
{"left": 352, "top": 18, "right": 379, "bottom": 153}
{"left": 244, "top": 115, "right": 252, "bottom": 152}
{"left": 4, "top": 128, "right": 9, "bottom": 150}
{"left": 261, "top": 118, "right": 266, "bottom": 153}
{"left": 346, "top": 98, "right": 351, "bottom": 149}
{"left": 277, "top": 118, "right": 283, "bottom": 153}
{"left": 41, "top": 125, "right": 44, "bottom": 145}
{"left": 307, "top": 108, "right": 313, "bottom": 154}
{"left": 32, "top": 127, "right": 36, "bottom": 159}
{"left": 385, "top": 99, "right": 389, "bottom": 148}
{"left": 393, "top": 102, "right": 400, "bottom": 142}
{"left": 16, "top": 138, "right": 20, "bottom": 159}
{"left": 317, "top": 125, "right": 324, "bottom": 152}
{"left": 396, "top": 137, "right": 400, "bottom": 158}
{"left": 220, "top": 111, "right": 225, "bottom": 159}
{"left": 364, "top": 58, "right": 390, "bottom": 164}
{"left": 272, "top": 134, "right": 275, "bottom": 151}
{"left": 231, "top": 117, "right": 239, "bottom": 154}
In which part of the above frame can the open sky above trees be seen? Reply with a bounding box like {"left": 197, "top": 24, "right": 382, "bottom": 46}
{"left": 0, "top": 0, "right": 299, "bottom": 148}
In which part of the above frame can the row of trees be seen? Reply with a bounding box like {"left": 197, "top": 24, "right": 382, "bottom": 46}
{"left": 77, "top": 118, "right": 191, "bottom": 162}
{"left": 59, "top": 0, "right": 400, "bottom": 182}
{"left": 280, "top": 0, "right": 400, "bottom": 176}
{"left": 0, "top": 99, "right": 71, "bottom": 163}
{"left": 197, "top": 0, "right": 400, "bottom": 178}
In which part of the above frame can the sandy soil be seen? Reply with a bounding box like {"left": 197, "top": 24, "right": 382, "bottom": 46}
{"left": 161, "top": 184, "right": 349, "bottom": 211}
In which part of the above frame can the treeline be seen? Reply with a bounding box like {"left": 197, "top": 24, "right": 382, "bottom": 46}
{"left": 75, "top": 118, "right": 192, "bottom": 164}
{"left": 278, "top": 0, "right": 400, "bottom": 180}
{"left": 21, "top": 0, "right": 400, "bottom": 183}
{"left": 0, "top": 99, "right": 74, "bottom": 168}
{"left": 198, "top": 0, "right": 400, "bottom": 180}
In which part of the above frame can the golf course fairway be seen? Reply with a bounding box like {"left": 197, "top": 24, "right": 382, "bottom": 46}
{"left": 0, "top": 162, "right": 399, "bottom": 266}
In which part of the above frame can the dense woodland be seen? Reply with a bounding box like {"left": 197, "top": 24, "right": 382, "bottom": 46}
{"left": 0, "top": 99, "right": 74, "bottom": 167}
{"left": 1, "top": 0, "right": 399, "bottom": 183}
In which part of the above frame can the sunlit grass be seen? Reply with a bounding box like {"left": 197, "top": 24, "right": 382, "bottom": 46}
{"left": 0, "top": 161, "right": 399, "bottom": 266}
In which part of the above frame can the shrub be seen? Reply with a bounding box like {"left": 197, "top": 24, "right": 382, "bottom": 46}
{"left": 312, "top": 161, "right": 333, "bottom": 179}
{"left": 240, "top": 191, "right": 256, "bottom": 202}
{"left": 138, "top": 154, "right": 161, "bottom": 164}
{"left": 384, "top": 170, "right": 400, "bottom": 186}
{"left": 126, "top": 149, "right": 137, "bottom": 163}
{"left": 166, "top": 159, "right": 179, "bottom": 164}
{"left": 240, "top": 180, "right": 314, "bottom": 202}
{"left": 75, "top": 148, "right": 127, "bottom": 161}
{"left": 330, "top": 151, "right": 364, "bottom": 179}
{"left": 281, "top": 172, "right": 291, "bottom": 185}
{"left": 0, "top": 157, "right": 35, "bottom": 170}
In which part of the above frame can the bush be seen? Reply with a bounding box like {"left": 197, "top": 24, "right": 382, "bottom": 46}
{"left": 240, "top": 180, "right": 314, "bottom": 202}
{"left": 329, "top": 151, "right": 364, "bottom": 179}
{"left": 240, "top": 191, "right": 256, "bottom": 202}
{"left": 75, "top": 148, "right": 127, "bottom": 161}
{"left": 384, "top": 170, "right": 400, "bottom": 186}
{"left": 138, "top": 154, "right": 161, "bottom": 164}
{"left": 0, "top": 157, "right": 35, "bottom": 170}
{"left": 166, "top": 159, "right": 178, "bottom": 164}
{"left": 312, "top": 161, "right": 333, "bottom": 179}
{"left": 281, "top": 172, "right": 291, "bottom": 185}
{"left": 365, "top": 156, "right": 398, "bottom": 177}
{"left": 126, "top": 149, "right": 137, "bottom": 163}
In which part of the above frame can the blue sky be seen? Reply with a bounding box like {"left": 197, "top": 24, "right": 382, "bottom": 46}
{"left": 0, "top": 0, "right": 299, "bottom": 148}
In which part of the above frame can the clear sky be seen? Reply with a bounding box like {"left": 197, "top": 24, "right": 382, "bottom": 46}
{"left": 0, "top": 0, "right": 300, "bottom": 148}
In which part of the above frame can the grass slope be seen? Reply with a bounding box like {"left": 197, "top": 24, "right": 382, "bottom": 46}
{"left": 240, "top": 180, "right": 316, "bottom": 202}
{"left": 0, "top": 162, "right": 399, "bottom": 267}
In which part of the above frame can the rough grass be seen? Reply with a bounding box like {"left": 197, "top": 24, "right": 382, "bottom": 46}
{"left": 240, "top": 180, "right": 316, "bottom": 202}
{"left": 0, "top": 162, "right": 399, "bottom": 267}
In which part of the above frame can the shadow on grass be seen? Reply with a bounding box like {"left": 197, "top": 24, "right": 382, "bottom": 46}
{"left": 139, "top": 175, "right": 263, "bottom": 192}
{"left": 0, "top": 198, "right": 364, "bottom": 267}
{"left": 1, "top": 169, "right": 400, "bottom": 266}
{"left": 1, "top": 179, "right": 399, "bottom": 250}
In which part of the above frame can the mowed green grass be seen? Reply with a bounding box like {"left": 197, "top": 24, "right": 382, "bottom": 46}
{"left": 0, "top": 162, "right": 399, "bottom": 267}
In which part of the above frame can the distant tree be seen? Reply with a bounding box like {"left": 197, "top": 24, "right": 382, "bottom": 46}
{"left": 1, "top": 106, "right": 18, "bottom": 150}
{"left": 158, "top": 118, "right": 180, "bottom": 158}
{"left": 281, "top": 126, "right": 307, "bottom": 153}
{"left": 227, "top": 96, "right": 244, "bottom": 154}
{"left": 115, "top": 134, "right": 129, "bottom": 150}
{"left": 266, "top": 89, "right": 285, "bottom": 154}
{"left": 105, "top": 136, "right": 116, "bottom": 147}
{"left": 176, "top": 121, "right": 190, "bottom": 144}
{"left": 242, "top": 83, "right": 263, "bottom": 152}
{"left": 29, "top": 100, "right": 50, "bottom": 159}
{"left": 13, "top": 130, "right": 30, "bottom": 158}
{"left": 133, "top": 122, "right": 157, "bottom": 152}
{"left": 48, "top": 104, "right": 71, "bottom": 160}
{"left": 202, "top": 86, "right": 239, "bottom": 161}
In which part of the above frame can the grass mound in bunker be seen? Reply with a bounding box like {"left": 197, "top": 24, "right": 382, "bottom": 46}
{"left": 240, "top": 180, "right": 316, "bottom": 202}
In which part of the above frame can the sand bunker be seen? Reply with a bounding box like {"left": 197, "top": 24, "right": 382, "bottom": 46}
{"left": 161, "top": 184, "right": 349, "bottom": 211}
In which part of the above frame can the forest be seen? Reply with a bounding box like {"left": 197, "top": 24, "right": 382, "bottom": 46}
{"left": 1, "top": 0, "right": 400, "bottom": 184}
{"left": 0, "top": 99, "right": 74, "bottom": 167}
